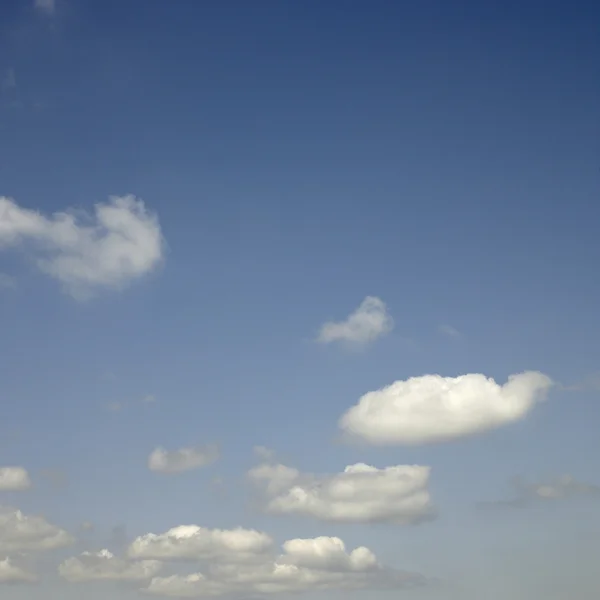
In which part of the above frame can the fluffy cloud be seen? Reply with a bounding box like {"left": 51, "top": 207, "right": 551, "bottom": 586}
{"left": 148, "top": 445, "right": 220, "bottom": 474}
{"left": 143, "top": 535, "right": 423, "bottom": 597}
{"left": 59, "top": 549, "right": 162, "bottom": 582}
{"left": 0, "top": 467, "right": 32, "bottom": 491}
{"left": 0, "top": 195, "right": 164, "bottom": 298}
{"left": 248, "top": 461, "right": 433, "bottom": 524}
{"left": 339, "top": 371, "right": 553, "bottom": 445}
{"left": 317, "top": 296, "right": 394, "bottom": 345}
{"left": 128, "top": 525, "right": 273, "bottom": 563}
{"left": 0, "top": 557, "right": 37, "bottom": 584}
{"left": 0, "top": 506, "right": 73, "bottom": 553}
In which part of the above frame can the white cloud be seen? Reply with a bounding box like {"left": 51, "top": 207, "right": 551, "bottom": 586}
{"left": 0, "top": 467, "right": 32, "bottom": 491}
{"left": 34, "top": 0, "right": 55, "bottom": 14}
{"left": 0, "top": 195, "right": 165, "bottom": 299}
{"left": 317, "top": 296, "right": 394, "bottom": 345}
{"left": 248, "top": 461, "right": 433, "bottom": 524}
{"left": 0, "top": 557, "right": 37, "bottom": 584}
{"left": 59, "top": 549, "right": 162, "bottom": 582}
{"left": 0, "top": 506, "right": 73, "bottom": 553}
{"left": 252, "top": 445, "right": 276, "bottom": 461}
{"left": 148, "top": 445, "right": 220, "bottom": 474}
{"left": 143, "top": 535, "right": 423, "bottom": 597}
{"left": 439, "top": 324, "right": 461, "bottom": 338}
{"left": 339, "top": 371, "right": 553, "bottom": 445}
{"left": 128, "top": 525, "right": 273, "bottom": 563}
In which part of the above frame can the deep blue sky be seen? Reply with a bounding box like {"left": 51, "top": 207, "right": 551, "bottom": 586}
{"left": 1, "top": 1, "right": 599, "bottom": 599}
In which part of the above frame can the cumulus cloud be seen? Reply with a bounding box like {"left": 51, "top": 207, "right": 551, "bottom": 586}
{"left": 128, "top": 525, "right": 273, "bottom": 563}
{"left": 0, "top": 506, "right": 73, "bottom": 553}
{"left": 59, "top": 549, "right": 162, "bottom": 582}
{"left": 0, "top": 467, "right": 32, "bottom": 491}
{"left": 0, "top": 195, "right": 164, "bottom": 299}
{"left": 0, "top": 557, "right": 37, "bottom": 584}
{"left": 148, "top": 445, "right": 220, "bottom": 474}
{"left": 317, "top": 296, "right": 394, "bottom": 345}
{"left": 481, "top": 475, "right": 600, "bottom": 509}
{"left": 339, "top": 371, "right": 553, "bottom": 446}
{"left": 34, "top": 0, "right": 55, "bottom": 14}
{"left": 248, "top": 461, "right": 434, "bottom": 524}
{"left": 143, "top": 535, "right": 423, "bottom": 597}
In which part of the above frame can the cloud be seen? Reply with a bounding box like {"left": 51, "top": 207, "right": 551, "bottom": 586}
{"left": 143, "top": 535, "right": 424, "bottom": 597}
{"left": 59, "top": 549, "right": 162, "bottom": 582}
{"left": 0, "top": 506, "right": 73, "bottom": 553}
{"left": 34, "top": 0, "right": 55, "bottom": 14}
{"left": 339, "top": 371, "right": 553, "bottom": 446}
{"left": 439, "top": 324, "right": 461, "bottom": 338}
{"left": 0, "top": 557, "right": 37, "bottom": 584}
{"left": 252, "top": 446, "right": 276, "bottom": 461}
{"left": 1, "top": 69, "right": 16, "bottom": 90}
{"left": 248, "top": 461, "right": 434, "bottom": 524}
{"left": 0, "top": 467, "right": 32, "bottom": 491}
{"left": 317, "top": 296, "right": 394, "bottom": 345}
{"left": 128, "top": 525, "right": 274, "bottom": 563}
{"left": 0, "top": 274, "right": 16, "bottom": 290}
{"left": 0, "top": 195, "right": 165, "bottom": 299}
{"left": 80, "top": 521, "right": 94, "bottom": 532}
{"left": 481, "top": 475, "right": 600, "bottom": 509}
{"left": 148, "top": 445, "right": 220, "bottom": 474}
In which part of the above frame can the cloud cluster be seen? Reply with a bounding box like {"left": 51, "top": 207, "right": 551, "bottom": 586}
{"left": 0, "top": 195, "right": 164, "bottom": 298}
{"left": 0, "top": 506, "right": 73, "bottom": 553}
{"left": 59, "top": 549, "right": 162, "bottom": 582}
{"left": 141, "top": 534, "right": 422, "bottom": 597}
{"left": 339, "top": 371, "right": 553, "bottom": 445}
{"left": 317, "top": 296, "right": 394, "bottom": 345}
{"left": 248, "top": 461, "right": 434, "bottom": 524}
{"left": 148, "top": 445, "right": 220, "bottom": 474}
{"left": 0, "top": 467, "right": 31, "bottom": 491}
{"left": 128, "top": 525, "right": 274, "bottom": 563}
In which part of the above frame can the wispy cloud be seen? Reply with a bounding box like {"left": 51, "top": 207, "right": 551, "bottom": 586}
{"left": 0, "top": 273, "right": 16, "bottom": 290}
{"left": 479, "top": 475, "right": 600, "bottom": 509}
{"left": 1, "top": 69, "right": 16, "bottom": 91}
{"left": 317, "top": 296, "right": 394, "bottom": 346}
{"left": 34, "top": 0, "right": 56, "bottom": 15}
{"left": 148, "top": 445, "right": 220, "bottom": 474}
{"left": 438, "top": 324, "right": 462, "bottom": 338}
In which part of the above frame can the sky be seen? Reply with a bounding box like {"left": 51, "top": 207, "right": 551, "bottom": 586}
{"left": 1, "top": 0, "right": 600, "bottom": 598}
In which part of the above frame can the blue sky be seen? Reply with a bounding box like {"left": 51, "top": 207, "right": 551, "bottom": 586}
{"left": 1, "top": 0, "right": 600, "bottom": 598}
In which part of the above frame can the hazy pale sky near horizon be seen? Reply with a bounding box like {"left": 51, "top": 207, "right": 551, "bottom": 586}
{"left": 1, "top": 0, "right": 600, "bottom": 598}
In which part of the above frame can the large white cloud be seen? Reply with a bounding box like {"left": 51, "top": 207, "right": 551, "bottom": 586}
{"left": 148, "top": 445, "right": 219, "bottom": 474}
{"left": 0, "top": 467, "right": 32, "bottom": 491}
{"left": 248, "top": 461, "right": 433, "bottom": 524}
{"left": 143, "top": 535, "right": 423, "bottom": 597}
{"left": 317, "top": 296, "right": 394, "bottom": 345}
{"left": 339, "top": 371, "right": 553, "bottom": 445}
{"left": 128, "top": 525, "right": 273, "bottom": 563}
{"left": 59, "top": 549, "right": 162, "bottom": 582}
{"left": 0, "top": 506, "right": 73, "bottom": 553}
{"left": 0, "top": 195, "right": 164, "bottom": 298}
{"left": 0, "top": 557, "right": 37, "bottom": 584}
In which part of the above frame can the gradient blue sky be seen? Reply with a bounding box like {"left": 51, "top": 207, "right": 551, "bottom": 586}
{"left": 1, "top": 1, "right": 600, "bottom": 598}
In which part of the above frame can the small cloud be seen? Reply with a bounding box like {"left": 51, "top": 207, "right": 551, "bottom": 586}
{"left": 80, "top": 521, "right": 94, "bottom": 532}
{"left": 0, "top": 467, "right": 32, "bottom": 491}
{"left": 141, "top": 394, "right": 156, "bottom": 404}
{"left": 0, "top": 195, "right": 165, "bottom": 300}
{"left": 253, "top": 446, "right": 276, "bottom": 461}
{"left": 438, "top": 324, "right": 461, "bottom": 338}
{"left": 317, "top": 296, "right": 394, "bottom": 346}
{"left": 479, "top": 474, "right": 600, "bottom": 509}
{"left": 0, "top": 273, "right": 16, "bottom": 290}
{"left": 2, "top": 69, "right": 16, "bottom": 90}
{"left": 559, "top": 373, "right": 600, "bottom": 392}
{"left": 34, "top": 0, "right": 56, "bottom": 14}
{"left": 106, "top": 402, "right": 123, "bottom": 413}
{"left": 148, "top": 445, "right": 220, "bottom": 474}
